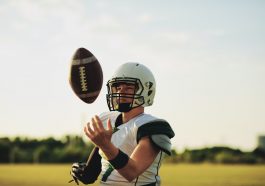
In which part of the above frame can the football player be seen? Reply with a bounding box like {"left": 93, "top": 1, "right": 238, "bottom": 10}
{"left": 70, "top": 62, "right": 175, "bottom": 186}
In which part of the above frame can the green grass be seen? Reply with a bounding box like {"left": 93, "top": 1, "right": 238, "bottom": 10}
{"left": 0, "top": 164, "right": 265, "bottom": 186}
{"left": 159, "top": 164, "right": 265, "bottom": 186}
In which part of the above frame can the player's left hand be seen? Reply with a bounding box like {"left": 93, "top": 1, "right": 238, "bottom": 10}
{"left": 84, "top": 115, "right": 112, "bottom": 149}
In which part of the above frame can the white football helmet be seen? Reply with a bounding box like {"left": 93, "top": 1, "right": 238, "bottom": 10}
{"left": 106, "top": 62, "right": 156, "bottom": 112}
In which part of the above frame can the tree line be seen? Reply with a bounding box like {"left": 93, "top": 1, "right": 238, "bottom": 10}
{"left": 0, "top": 136, "right": 94, "bottom": 163}
{"left": 165, "top": 146, "right": 265, "bottom": 164}
{"left": 0, "top": 136, "right": 264, "bottom": 164}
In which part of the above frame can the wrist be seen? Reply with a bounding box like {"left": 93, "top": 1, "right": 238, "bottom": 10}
{"left": 99, "top": 143, "right": 119, "bottom": 160}
{"left": 108, "top": 149, "right": 129, "bottom": 170}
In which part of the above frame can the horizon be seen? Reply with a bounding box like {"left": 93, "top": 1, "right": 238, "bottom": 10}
{"left": 1, "top": 133, "right": 264, "bottom": 153}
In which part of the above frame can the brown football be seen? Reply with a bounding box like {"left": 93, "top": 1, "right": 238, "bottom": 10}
{"left": 69, "top": 48, "right": 103, "bottom": 104}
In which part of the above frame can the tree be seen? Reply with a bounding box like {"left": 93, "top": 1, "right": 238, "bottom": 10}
{"left": 0, "top": 138, "right": 11, "bottom": 162}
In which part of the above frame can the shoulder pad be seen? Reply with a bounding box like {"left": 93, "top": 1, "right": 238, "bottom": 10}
{"left": 137, "top": 120, "right": 175, "bottom": 143}
{"left": 150, "top": 134, "right": 172, "bottom": 155}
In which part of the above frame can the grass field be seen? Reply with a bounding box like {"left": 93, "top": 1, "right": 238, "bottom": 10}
{"left": 0, "top": 164, "right": 265, "bottom": 186}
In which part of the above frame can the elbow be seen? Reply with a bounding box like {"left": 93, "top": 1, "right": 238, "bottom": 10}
{"left": 120, "top": 172, "right": 138, "bottom": 182}
{"left": 124, "top": 175, "right": 136, "bottom": 183}
{"left": 118, "top": 163, "right": 143, "bottom": 182}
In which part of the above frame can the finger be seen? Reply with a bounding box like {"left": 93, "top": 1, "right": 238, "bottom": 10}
{"left": 72, "top": 163, "right": 79, "bottom": 169}
{"left": 74, "top": 177, "right": 79, "bottom": 185}
{"left": 72, "top": 167, "right": 77, "bottom": 173}
{"left": 87, "top": 122, "right": 95, "bottom": 134}
{"left": 107, "top": 118, "right": 112, "bottom": 132}
{"left": 84, "top": 126, "right": 92, "bottom": 138}
{"left": 94, "top": 115, "right": 105, "bottom": 131}
{"left": 84, "top": 122, "right": 94, "bottom": 138}
{"left": 91, "top": 117, "right": 101, "bottom": 133}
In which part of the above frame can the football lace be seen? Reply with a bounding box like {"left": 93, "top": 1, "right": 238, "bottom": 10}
{"left": 78, "top": 66, "right": 88, "bottom": 92}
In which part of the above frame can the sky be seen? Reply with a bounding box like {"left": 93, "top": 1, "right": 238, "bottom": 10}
{"left": 0, "top": 0, "right": 264, "bottom": 152}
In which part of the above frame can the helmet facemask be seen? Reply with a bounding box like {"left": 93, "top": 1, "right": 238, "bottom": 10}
{"left": 106, "top": 77, "right": 144, "bottom": 112}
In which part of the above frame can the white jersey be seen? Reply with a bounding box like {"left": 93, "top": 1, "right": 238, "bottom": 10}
{"left": 98, "top": 111, "right": 168, "bottom": 186}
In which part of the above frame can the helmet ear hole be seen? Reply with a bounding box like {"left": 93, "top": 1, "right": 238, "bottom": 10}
{"left": 148, "top": 82, "right": 153, "bottom": 89}
{"left": 147, "top": 99, "right": 151, "bottom": 105}
{"left": 145, "top": 82, "right": 153, "bottom": 89}
{"left": 148, "top": 90, "right": 153, "bottom": 96}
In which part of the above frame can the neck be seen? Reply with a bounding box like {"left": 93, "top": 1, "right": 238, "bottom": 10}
{"left": 122, "top": 107, "right": 144, "bottom": 123}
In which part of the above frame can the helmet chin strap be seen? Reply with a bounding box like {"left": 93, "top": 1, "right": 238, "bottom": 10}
{"left": 117, "top": 103, "right": 132, "bottom": 112}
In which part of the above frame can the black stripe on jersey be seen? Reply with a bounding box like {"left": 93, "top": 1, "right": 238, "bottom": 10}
{"left": 136, "top": 120, "right": 175, "bottom": 143}
{"left": 115, "top": 114, "right": 123, "bottom": 127}
{"left": 141, "top": 182, "right": 156, "bottom": 186}
{"left": 155, "top": 151, "right": 163, "bottom": 185}
{"left": 101, "top": 164, "right": 114, "bottom": 182}
{"left": 134, "top": 176, "right": 139, "bottom": 185}
{"left": 135, "top": 180, "right": 156, "bottom": 186}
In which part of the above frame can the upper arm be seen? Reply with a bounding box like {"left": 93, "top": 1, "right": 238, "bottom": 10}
{"left": 129, "top": 136, "right": 160, "bottom": 173}
{"left": 117, "top": 136, "right": 160, "bottom": 182}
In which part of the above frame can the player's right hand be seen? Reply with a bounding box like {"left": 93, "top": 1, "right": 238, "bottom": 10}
{"left": 69, "top": 162, "right": 88, "bottom": 185}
